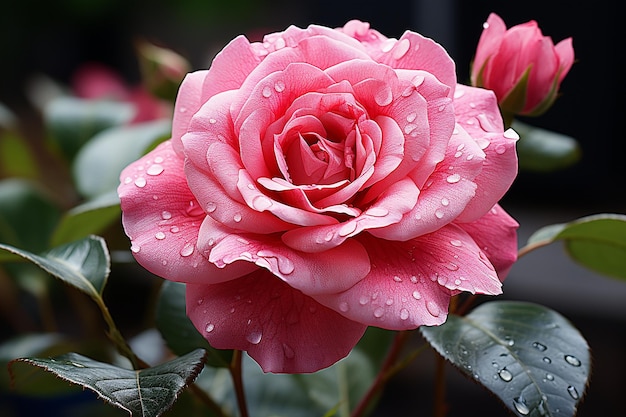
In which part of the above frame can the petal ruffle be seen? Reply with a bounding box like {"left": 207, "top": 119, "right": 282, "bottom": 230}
{"left": 186, "top": 271, "right": 367, "bottom": 373}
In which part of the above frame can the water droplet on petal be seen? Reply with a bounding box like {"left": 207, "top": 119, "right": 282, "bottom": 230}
{"left": 495, "top": 144, "right": 507, "bottom": 155}
{"left": 339, "top": 221, "right": 357, "bottom": 237}
{"left": 543, "top": 357, "right": 552, "bottom": 364}
{"left": 161, "top": 211, "right": 172, "bottom": 220}
{"left": 392, "top": 38, "right": 411, "bottom": 59}
{"left": 282, "top": 343, "right": 295, "bottom": 359}
{"left": 400, "top": 308, "right": 410, "bottom": 320}
{"left": 412, "top": 290, "right": 421, "bottom": 300}
{"left": 131, "top": 243, "right": 141, "bottom": 253}
{"left": 246, "top": 329, "right": 262, "bottom": 344}
{"left": 435, "top": 209, "right": 444, "bottom": 219}
{"left": 339, "top": 301, "right": 349, "bottom": 312}
{"left": 359, "top": 295, "right": 369, "bottom": 305}
{"left": 170, "top": 226, "right": 180, "bottom": 233}
{"left": 446, "top": 173, "right": 461, "bottom": 183}
{"left": 278, "top": 257, "right": 295, "bottom": 275}
{"left": 375, "top": 86, "right": 393, "bottom": 106}
{"left": 366, "top": 207, "right": 389, "bottom": 217}
{"left": 274, "top": 80, "right": 286, "bottom": 92}
{"left": 373, "top": 307, "right": 385, "bottom": 318}
{"left": 155, "top": 231, "right": 166, "bottom": 240}
{"left": 180, "top": 243, "right": 194, "bottom": 257}
{"left": 124, "top": 176, "right": 132, "bottom": 184}
{"left": 545, "top": 373, "right": 554, "bottom": 381}
{"left": 252, "top": 195, "right": 273, "bottom": 211}
{"left": 406, "top": 112, "right": 417, "bottom": 123}
{"left": 450, "top": 239, "right": 463, "bottom": 247}
{"left": 233, "top": 213, "right": 242, "bottom": 223}
{"left": 426, "top": 301, "right": 440, "bottom": 317}
{"left": 532, "top": 342, "right": 547, "bottom": 352}
{"left": 205, "top": 323, "right": 214, "bottom": 333}
{"left": 147, "top": 164, "right": 164, "bottom": 176}
{"left": 206, "top": 202, "right": 217, "bottom": 213}
{"left": 134, "top": 177, "right": 147, "bottom": 188}
{"left": 441, "top": 197, "right": 449, "bottom": 206}
{"left": 262, "top": 86, "right": 272, "bottom": 98}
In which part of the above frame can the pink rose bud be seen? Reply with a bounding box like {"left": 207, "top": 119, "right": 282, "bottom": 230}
{"left": 471, "top": 13, "right": 574, "bottom": 118}
{"left": 136, "top": 40, "right": 191, "bottom": 102}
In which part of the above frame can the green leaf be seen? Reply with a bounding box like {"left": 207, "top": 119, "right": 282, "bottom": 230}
{"left": 421, "top": 301, "right": 590, "bottom": 417}
{"left": 50, "top": 190, "right": 121, "bottom": 246}
{"left": 513, "top": 120, "right": 581, "bottom": 172}
{"left": 72, "top": 119, "right": 171, "bottom": 198}
{"left": 0, "top": 178, "right": 60, "bottom": 258}
{"left": 44, "top": 96, "right": 136, "bottom": 161}
{"left": 10, "top": 349, "right": 207, "bottom": 417}
{"left": 0, "top": 131, "right": 39, "bottom": 179}
{"left": 0, "top": 235, "right": 110, "bottom": 298}
{"left": 525, "top": 213, "right": 626, "bottom": 280}
{"left": 155, "top": 281, "right": 232, "bottom": 367}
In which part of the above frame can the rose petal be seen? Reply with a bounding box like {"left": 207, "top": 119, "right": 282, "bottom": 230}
{"left": 118, "top": 141, "right": 244, "bottom": 283}
{"left": 186, "top": 271, "right": 367, "bottom": 373}
{"left": 171, "top": 70, "right": 208, "bottom": 156}
{"left": 454, "top": 85, "right": 518, "bottom": 222}
{"left": 314, "top": 225, "right": 501, "bottom": 330}
{"left": 457, "top": 204, "right": 519, "bottom": 280}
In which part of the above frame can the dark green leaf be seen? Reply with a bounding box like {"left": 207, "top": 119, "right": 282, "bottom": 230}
{"left": 421, "top": 301, "right": 590, "bottom": 417}
{"left": 72, "top": 119, "right": 171, "bottom": 199}
{"left": 10, "top": 349, "right": 207, "bottom": 417}
{"left": 0, "top": 235, "right": 110, "bottom": 298}
{"left": 50, "top": 190, "right": 121, "bottom": 246}
{"left": 155, "top": 281, "right": 232, "bottom": 367}
{"left": 44, "top": 97, "right": 136, "bottom": 161}
{"left": 0, "top": 178, "right": 60, "bottom": 258}
{"left": 526, "top": 213, "right": 626, "bottom": 280}
{"left": 513, "top": 120, "right": 581, "bottom": 172}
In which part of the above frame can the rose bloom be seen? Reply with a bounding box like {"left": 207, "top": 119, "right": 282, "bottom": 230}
{"left": 118, "top": 20, "right": 519, "bottom": 373}
{"left": 470, "top": 13, "right": 574, "bottom": 117}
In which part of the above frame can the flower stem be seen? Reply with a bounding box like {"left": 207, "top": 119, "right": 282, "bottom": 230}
{"left": 351, "top": 331, "right": 411, "bottom": 417}
{"left": 230, "top": 350, "right": 250, "bottom": 417}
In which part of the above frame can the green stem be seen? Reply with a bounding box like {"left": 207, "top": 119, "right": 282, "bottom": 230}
{"left": 230, "top": 350, "right": 250, "bottom": 417}
{"left": 350, "top": 331, "right": 411, "bottom": 417}
{"left": 338, "top": 360, "right": 351, "bottom": 417}
{"left": 94, "top": 296, "right": 144, "bottom": 369}
{"left": 517, "top": 239, "right": 551, "bottom": 259}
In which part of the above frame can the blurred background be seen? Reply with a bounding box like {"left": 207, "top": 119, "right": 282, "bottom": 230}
{"left": 1, "top": 0, "right": 625, "bottom": 416}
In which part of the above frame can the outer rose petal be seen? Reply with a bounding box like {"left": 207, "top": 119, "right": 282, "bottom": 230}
{"left": 118, "top": 141, "right": 252, "bottom": 283}
{"left": 314, "top": 226, "right": 501, "bottom": 330}
{"left": 453, "top": 84, "right": 518, "bottom": 222}
{"left": 458, "top": 204, "right": 519, "bottom": 280}
{"left": 186, "top": 270, "right": 367, "bottom": 373}
{"left": 171, "top": 71, "right": 208, "bottom": 156}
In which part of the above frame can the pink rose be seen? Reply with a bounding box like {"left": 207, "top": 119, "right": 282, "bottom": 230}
{"left": 471, "top": 13, "right": 575, "bottom": 117}
{"left": 118, "top": 20, "right": 519, "bottom": 373}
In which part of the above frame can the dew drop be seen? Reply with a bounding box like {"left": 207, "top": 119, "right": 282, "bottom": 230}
{"left": 170, "top": 225, "right": 180, "bottom": 233}
{"left": 406, "top": 112, "right": 417, "bottom": 123}
{"left": 435, "top": 209, "right": 444, "bottom": 219}
{"left": 131, "top": 244, "right": 141, "bottom": 253}
{"left": 564, "top": 354, "right": 581, "bottom": 366}
{"left": 375, "top": 86, "right": 393, "bottom": 106}
{"left": 513, "top": 397, "right": 530, "bottom": 415}
{"left": 450, "top": 239, "right": 463, "bottom": 247}
{"left": 339, "top": 301, "right": 349, "bottom": 312}
{"left": 412, "top": 290, "right": 421, "bottom": 300}
{"left": 147, "top": 164, "right": 164, "bottom": 176}
{"left": 393, "top": 275, "right": 402, "bottom": 282}
{"left": 392, "top": 38, "right": 410, "bottom": 59}
{"left": 567, "top": 385, "right": 580, "bottom": 400}
{"left": 495, "top": 144, "right": 507, "bottom": 155}
{"left": 246, "top": 330, "right": 262, "bottom": 344}
{"left": 274, "top": 80, "right": 286, "bottom": 92}
{"left": 426, "top": 301, "right": 440, "bottom": 317}
{"left": 545, "top": 373, "right": 555, "bottom": 381}
{"left": 209, "top": 118, "right": 217, "bottom": 124}
{"left": 532, "top": 342, "right": 547, "bottom": 352}
{"left": 233, "top": 213, "right": 242, "bottom": 223}
{"left": 410, "top": 275, "right": 418, "bottom": 283}
{"left": 205, "top": 323, "right": 214, "bottom": 333}
{"left": 441, "top": 197, "right": 449, "bottom": 206}
{"left": 282, "top": 343, "right": 295, "bottom": 359}
{"left": 252, "top": 195, "right": 273, "bottom": 211}
{"left": 124, "top": 176, "right": 132, "bottom": 184}
{"left": 277, "top": 257, "right": 295, "bottom": 275}
{"left": 180, "top": 243, "right": 194, "bottom": 257}
{"left": 262, "top": 86, "right": 272, "bottom": 98}
{"left": 161, "top": 211, "right": 172, "bottom": 220}
{"left": 359, "top": 295, "right": 369, "bottom": 305}
{"left": 338, "top": 221, "right": 357, "bottom": 237}
{"left": 498, "top": 368, "right": 513, "bottom": 382}
{"left": 373, "top": 307, "right": 385, "bottom": 318}
{"left": 134, "top": 177, "right": 147, "bottom": 188}
{"left": 206, "top": 202, "right": 217, "bottom": 213}
{"left": 155, "top": 231, "right": 166, "bottom": 240}
{"left": 446, "top": 173, "right": 461, "bottom": 183}
{"left": 543, "top": 356, "right": 552, "bottom": 364}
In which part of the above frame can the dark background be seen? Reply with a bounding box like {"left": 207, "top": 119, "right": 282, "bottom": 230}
{"left": 1, "top": 1, "right": 625, "bottom": 416}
